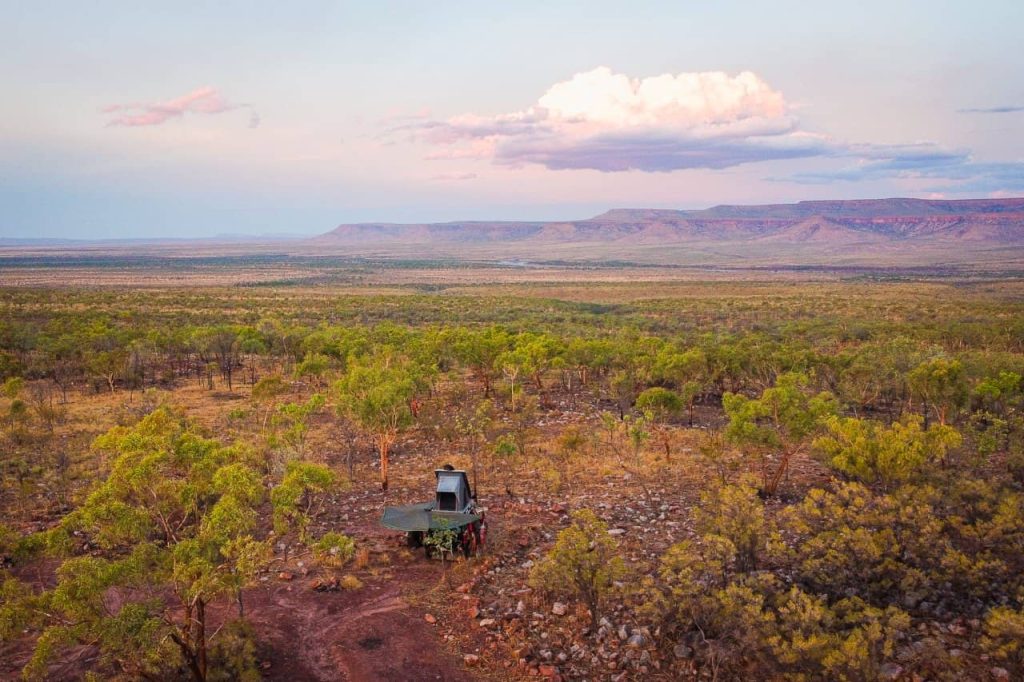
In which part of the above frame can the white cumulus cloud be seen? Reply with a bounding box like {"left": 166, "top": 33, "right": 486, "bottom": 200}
{"left": 400, "top": 67, "right": 826, "bottom": 172}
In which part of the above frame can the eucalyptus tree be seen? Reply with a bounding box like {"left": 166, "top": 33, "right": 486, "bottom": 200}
{"left": 334, "top": 354, "right": 423, "bottom": 492}
{"left": 724, "top": 372, "right": 838, "bottom": 496}
{"left": 4, "top": 409, "right": 275, "bottom": 681}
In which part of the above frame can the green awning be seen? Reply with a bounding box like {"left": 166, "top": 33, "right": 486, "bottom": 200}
{"left": 381, "top": 503, "right": 480, "bottom": 532}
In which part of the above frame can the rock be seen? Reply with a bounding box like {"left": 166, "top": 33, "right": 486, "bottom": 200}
{"left": 538, "top": 664, "right": 560, "bottom": 679}
{"left": 463, "top": 654, "right": 480, "bottom": 666}
{"left": 277, "top": 571, "right": 293, "bottom": 581}
{"left": 626, "top": 633, "right": 646, "bottom": 648}
{"left": 522, "top": 560, "right": 535, "bottom": 569}
{"left": 516, "top": 600, "right": 527, "bottom": 614}
{"left": 552, "top": 602, "right": 568, "bottom": 616}
{"left": 878, "top": 663, "right": 903, "bottom": 681}
{"left": 618, "top": 625, "right": 629, "bottom": 641}
{"left": 608, "top": 528, "right": 627, "bottom": 536}
{"left": 424, "top": 613, "right": 437, "bottom": 624}
{"left": 479, "top": 618, "right": 496, "bottom": 628}
{"left": 673, "top": 644, "right": 693, "bottom": 659}
{"left": 310, "top": 576, "right": 339, "bottom": 592}
{"left": 990, "top": 668, "right": 1010, "bottom": 680}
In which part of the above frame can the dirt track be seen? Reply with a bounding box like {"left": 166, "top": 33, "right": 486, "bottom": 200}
{"left": 244, "top": 563, "right": 473, "bottom": 682}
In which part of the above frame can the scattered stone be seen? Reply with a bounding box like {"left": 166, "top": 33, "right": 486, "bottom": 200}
{"left": 309, "top": 576, "right": 340, "bottom": 592}
{"left": 673, "top": 644, "right": 693, "bottom": 659}
{"left": 618, "top": 625, "right": 629, "bottom": 641}
{"left": 479, "top": 618, "right": 496, "bottom": 628}
{"left": 552, "top": 602, "right": 568, "bottom": 616}
{"left": 878, "top": 663, "right": 903, "bottom": 681}
{"left": 626, "top": 633, "right": 646, "bottom": 648}
{"left": 608, "top": 528, "right": 627, "bottom": 536}
{"left": 277, "top": 571, "right": 293, "bottom": 581}
{"left": 538, "top": 664, "right": 560, "bottom": 680}
{"left": 424, "top": 613, "right": 437, "bottom": 624}
{"left": 990, "top": 667, "right": 1010, "bottom": 680}
{"left": 463, "top": 654, "right": 480, "bottom": 666}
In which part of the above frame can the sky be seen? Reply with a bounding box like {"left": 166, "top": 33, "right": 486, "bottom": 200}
{"left": 2, "top": 1, "right": 1023, "bottom": 239}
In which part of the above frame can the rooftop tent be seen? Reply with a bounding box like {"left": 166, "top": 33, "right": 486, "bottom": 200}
{"left": 435, "top": 469, "right": 472, "bottom": 512}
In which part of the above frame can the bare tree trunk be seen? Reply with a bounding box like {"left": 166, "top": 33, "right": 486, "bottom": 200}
{"left": 379, "top": 437, "right": 390, "bottom": 492}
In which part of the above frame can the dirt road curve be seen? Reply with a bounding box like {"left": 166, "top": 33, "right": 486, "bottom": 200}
{"left": 245, "top": 567, "right": 474, "bottom": 682}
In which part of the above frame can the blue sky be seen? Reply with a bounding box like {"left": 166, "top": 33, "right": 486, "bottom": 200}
{"left": 2, "top": 1, "right": 1023, "bottom": 238}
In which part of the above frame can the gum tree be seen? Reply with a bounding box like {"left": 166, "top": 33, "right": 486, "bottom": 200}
{"left": 334, "top": 354, "right": 421, "bottom": 492}
{"left": 5, "top": 408, "right": 272, "bottom": 682}
{"left": 724, "top": 372, "right": 837, "bottom": 496}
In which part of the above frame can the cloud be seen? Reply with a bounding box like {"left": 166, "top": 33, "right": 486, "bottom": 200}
{"left": 103, "top": 87, "right": 258, "bottom": 127}
{"left": 958, "top": 105, "right": 1024, "bottom": 114}
{"left": 782, "top": 144, "right": 1024, "bottom": 192}
{"left": 399, "top": 67, "right": 828, "bottom": 172}
{"left": 397, "top": 65, "right": 1024, "bottom": 192}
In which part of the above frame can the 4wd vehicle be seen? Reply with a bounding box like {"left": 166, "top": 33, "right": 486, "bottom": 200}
{"left": 381, "top": 468, "right": 486, "bottom": 558}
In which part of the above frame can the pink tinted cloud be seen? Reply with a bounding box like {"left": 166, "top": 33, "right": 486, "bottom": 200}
{"left": 103, "top": 87, "right": 258, "bottom": 127}
{"left": 395, "top": 67, "right": 821, "bottom": 172}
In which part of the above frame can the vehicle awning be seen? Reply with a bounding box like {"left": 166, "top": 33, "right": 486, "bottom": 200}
{"left": 381, "top": 503, "right": 480, "bottom": 532}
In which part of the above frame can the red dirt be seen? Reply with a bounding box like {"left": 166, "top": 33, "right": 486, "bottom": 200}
{"left": 243, "top": 566, "right": 474, "bottom": 682}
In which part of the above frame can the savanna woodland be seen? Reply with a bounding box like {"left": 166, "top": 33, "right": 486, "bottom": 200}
{"left": 2, "top": 271, "right": 1024, "bottom": 681}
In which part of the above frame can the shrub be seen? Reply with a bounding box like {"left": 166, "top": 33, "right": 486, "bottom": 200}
{"left": 529, "top": 509, "right": 626, "bottom": 629}
{"left": 694, "top": 479, "right": 769, "bottom": 573}
{"left": 982, "top": 602, "right": 1024, "bottom": 675}
{"left": 814, "top": 415, "right": 961, "bottom": 487}
{"left": 312, "top": 532, "right": 355, "bottom": 568}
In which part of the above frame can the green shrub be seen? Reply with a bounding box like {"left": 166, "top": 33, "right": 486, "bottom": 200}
{"left": 529, "top": 509, "right": 626, "bottom": 629}
{"left": 312, "top": 532, "right": 356, "bottom": 568}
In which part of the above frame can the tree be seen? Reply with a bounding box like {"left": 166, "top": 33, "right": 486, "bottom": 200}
{"left": 195, "top": 327, "right": 241, "bottom": 392}
{"left": 697, "top": 429, "right": 744, "bottom": 485}
{"left": 599, "top": 411, "right": 656, "bottom": 505}
{"left": 452, "top": 326, "right": 510, "bottom": 398}
{"left": 455, "top": 397, "right": 497, "bottom": 497}
{"left": 88, "top": 349, "right": 126, "bottom": 393}
{"left": 529, "top": 509, "right": 626, "bottom": 629}
{"left": 295, "top": 352, "right": 331, "bottom": 391}
{"left": 334, "top": 355, "right": 420, "bottom": 492}
{"left": 724, "top": 372, "right": 837, "bottom": 496}
{"left": 655, "top": 348, "right": 707, "bottom": 425}
{"left": 636, "top": 386, "right": 683, "bottom": 461}
{"left": 271, "top": 393, "right": 326, "bottom": 460}
{"left": 550, "top": 425, "right": 588, "bottom": 492}
{"left": 251, "top": 375, "right": 288, "bottom": 435}
{"left": 270, "top": 460, "right": 339, "bottom": 540}
{"left": 7, "top": 409, "right": 270, "bottom": 681}
{"left": 908, "top": 357, "right": 968, "bottom": 427}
